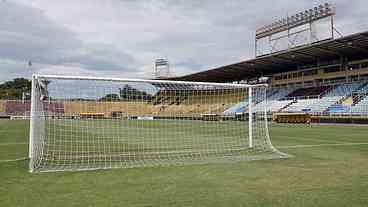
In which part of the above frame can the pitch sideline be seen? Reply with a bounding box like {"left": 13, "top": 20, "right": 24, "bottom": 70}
{"left": 279, "top": 142, "right": 368, "bottom": 149}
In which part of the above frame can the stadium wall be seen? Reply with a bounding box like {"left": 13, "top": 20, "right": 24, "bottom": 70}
{"left": 5, "top": 100, "right": 31, "bottom": 115}
{"left": 271, "top": 59, "right": 368, "bottom": 87}
{"left": 63, "top": 96, "right": 242, "bottom": 118}
{"left": 63, "top": 101, "right": 158, "bottom": 116}
{"left": 0, "top": 100, "right": 5, "bottom": 114}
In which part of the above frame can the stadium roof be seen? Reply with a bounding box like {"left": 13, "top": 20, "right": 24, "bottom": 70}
{"left": 168, "top": 31, "right": 368, "bottom": 82}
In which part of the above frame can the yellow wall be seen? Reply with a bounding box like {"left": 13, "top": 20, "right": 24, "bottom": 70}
{"left": 157, "top": 103, "right": 234, "bottom": 116}
{"left": 63, "top": 93, "right": 242, "bottom": 117}
{"left": 156, "top": 91, "right": 244, "bottom": 105}
{"left": 342, "top": 97, "right": 353, "bottom": 106}
{"left": 64, "top": 101, "right": 160, "bottom": 116}
{"left": 271, "top": 66, "right": 368, "bottom": 86}
{"left": 0, "top": 101, "right": 5, "bottom": 113}
{"left": 61, "top": 89, "right": 245, "bottom": 117}
{"left": 152, "top": 92, "right": 244, "bottom": 115}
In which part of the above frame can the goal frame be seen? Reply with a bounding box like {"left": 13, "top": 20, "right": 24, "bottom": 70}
{"left": 29, "top": 74, "right": 281, "bottom": 172}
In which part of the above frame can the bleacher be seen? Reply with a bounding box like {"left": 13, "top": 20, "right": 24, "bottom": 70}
{"left": 2, "top": 81, "right": 368, "bottom": 118}
{"left": 282, "top": 99, "right": 319, "bottom": 112}
{"left": 223, "top": 87, "right": 283, "bottom": 114}
{"left": 286, "top": 86, "right": 331, "bottom": 98}
{"left": 350, "top": 83, "right": 368, "bottom": 114}
{"left": 355, "top": 83, "right": 368, "bottom": 93}
{"left": 222, "top": 81, "right": 367, "bottom": 114}
{"left": 252, "top": 87, "right": 296, "bottom": 112}
{"left": 310, "top": 82, "right": 363, "bottom": 113}
{"left": 324, "top": 82, "right": 364, "bottom": 113}
{"left": 269, "top": 87, "right": 296, "bottom": 100}
{"left": 223, "top": 101, "right": 247, "bottom": 114}
{"left": 279, "top": 83, "right": 364, "bottom": 113}
{"left": 327, "top": 82, "right": 363, "bottom": 97}
{"left": 351, "top": 97, "right": 368, "bottom": 114}
{"left": 254, "top": 100, "right": 294, "bottom": 112}
{"left": 328, "top": 104, "right": 351, "bottom": 113}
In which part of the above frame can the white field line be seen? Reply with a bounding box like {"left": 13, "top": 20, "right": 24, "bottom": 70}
{"left": 0, "top": 143, "right": 28, "bottom": 163}
{"left": 281, "top": 136, "right": 346, "bottom": 144}
{"left": 0, "top": 142, "right": 28, "bottom": 146}
{"left": 0, "top": 157, "right": 27, "bottom": 163}
{"left": 278, "top": 142, "right": 368, "bottom": 149}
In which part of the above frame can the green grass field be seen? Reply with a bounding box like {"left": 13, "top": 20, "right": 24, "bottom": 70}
{"left": 30, "top": 119, "right": 279, "bottom": 172}
{"left": 1, "top": 119, "right": 368, "bottom": 206}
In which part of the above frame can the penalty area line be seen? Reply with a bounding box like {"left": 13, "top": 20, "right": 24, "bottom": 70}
{"left": 278, "top": 142, "right": 368, "bottom": 149}
{"left": 0, "top": 142, "right": 28, "bottom": 146}
{"left": 0, "top": 157, "right": 28, "bottom": 163}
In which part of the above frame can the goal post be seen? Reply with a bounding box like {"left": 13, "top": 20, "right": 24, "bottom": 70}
{"left": 248, "top": 87, "right": 253, "bottom": 148}
{"left": 29, "top": 74, "right": 289, "bottom": 172}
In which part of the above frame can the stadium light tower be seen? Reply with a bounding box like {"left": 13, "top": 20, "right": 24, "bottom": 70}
{"left": 255, "top": 3, "right": 337, "bottom": 56}
{"left": 154, "top": 58, "right": 170, "bottom": 79}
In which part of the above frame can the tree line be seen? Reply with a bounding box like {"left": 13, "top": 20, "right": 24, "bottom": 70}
{"left": 0, "top": 78, "right": 31, "bottom": 100}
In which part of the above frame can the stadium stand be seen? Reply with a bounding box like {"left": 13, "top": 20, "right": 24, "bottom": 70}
{"left": 251, "top": 87, "right": 296, "bottom": 112}
{"left": 223, "top": 101, "right": 247, "bottom": 114}
{"left": 307, "top": 82, "right": 362, "bottom": 113}
{"left": 355, "top": 82, "right": 368, "bottom": 93}
{"left": 63, "top": 96, "right": 238, "bottom": 117}
{"left": 328, "top": 82, "right": 363, "bottom": 98}
{"left": 64, "top": 101, "right": 158, "bottom": 117}
{"left": 224, "top": 87, "right": 297, "bottom": 114}
{"left": 2, "top": 100, "right": 64, "bottom": 116}
{"left": 44, "top": 102, "right": 65, "bottom": 114}
{"left": 269, "top": 87, "right": 296, "bottom": 100}
{"left": 263, "top": 81, "right": 368, "bottom": 114}
{"left": 282, "top": 99, "right": 319, "bottom": 112}
{"left": 324, "top": 82, "right": 364, "bottom": 113}
{"left": 328, "top": 104, "right": 350, "bottom": 113}
{"left": 252, "top": 99, "right": 293, "bottom": 113}
{"left": 150, "top": 89, "right": 244, "bottom": 116}
{"left": 350, "top": 83, "right": 368, "bottom": 114}
{"left": 307, "top": 97, "right": 340, "bottom": 113}
{"left": 5, "top": 100, "right": 31, "bottom": 115}
{"left": 351, "top": 97, "right": 368, "bottom": 114}
{"left": 286, "top": 86, "right": 332, "bottom": 99}
{"left": 220, "top": 81, "right": 368, "bottom": 115}
{"left": 165, "top": 30, "right": 368, "bottom": 123}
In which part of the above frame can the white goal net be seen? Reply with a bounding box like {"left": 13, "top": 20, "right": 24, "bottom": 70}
{"left": 29, "top": 75, "right": 288, "bottom": 172}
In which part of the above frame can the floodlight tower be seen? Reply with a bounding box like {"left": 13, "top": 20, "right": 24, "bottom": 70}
{"left": 255, "top": 3, "right": 337, "bottom": 57}
{"left": 154, "top": 58, "right": 170, "bottom": 78}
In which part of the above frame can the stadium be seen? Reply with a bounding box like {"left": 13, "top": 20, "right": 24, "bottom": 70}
{"left": 1, "top": 2, "right": 368, "bottom": 207}
{"left": 168, "top": 30, "right": 368, "bottom": 122}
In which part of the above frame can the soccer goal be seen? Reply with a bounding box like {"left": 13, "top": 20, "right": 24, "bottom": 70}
{"left": 29, "top": 74, "right": 289, "bottom": 172}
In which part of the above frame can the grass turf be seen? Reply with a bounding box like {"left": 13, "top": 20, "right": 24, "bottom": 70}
{"left": 0, "top": 119, "right": 368, "bottom": 206}
{"left": 33, "top": 119, "right": 276, "bottom": 171}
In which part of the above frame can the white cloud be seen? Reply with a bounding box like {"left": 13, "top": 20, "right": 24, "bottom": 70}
{"left": 1, "top": 0, "right": 368, "bottom": 82}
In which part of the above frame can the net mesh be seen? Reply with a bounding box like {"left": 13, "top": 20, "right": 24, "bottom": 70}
{"left": 29, "top": 76, "right": 289, "bottom": 172}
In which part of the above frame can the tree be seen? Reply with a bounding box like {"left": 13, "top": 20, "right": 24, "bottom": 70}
{"left": 0, "top": 78, "right": 31, "bottom": 100}
{"left": 99, "top": 93, "right": 120, "bottom": 101}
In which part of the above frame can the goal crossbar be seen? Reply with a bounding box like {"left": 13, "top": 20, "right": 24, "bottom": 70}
{"left": 33, "top": 74, "right": 267, "bottom": 88}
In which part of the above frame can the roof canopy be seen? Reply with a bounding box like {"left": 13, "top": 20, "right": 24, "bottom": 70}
{"left": 168, "top": 31, "right": 368, "bottom": 82}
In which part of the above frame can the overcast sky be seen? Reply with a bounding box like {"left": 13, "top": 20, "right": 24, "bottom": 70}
{"left": 0, "top": 0, "right": 367, "bottom": 82}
